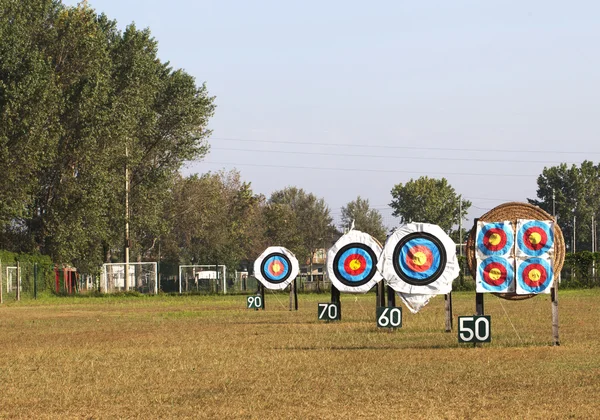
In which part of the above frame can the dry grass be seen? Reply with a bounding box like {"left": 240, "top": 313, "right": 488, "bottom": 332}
{"left": 0, "top": 289, "right": 598, "bottom": 419}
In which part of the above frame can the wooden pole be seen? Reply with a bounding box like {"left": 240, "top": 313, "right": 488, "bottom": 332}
{"left": 33, "top": 263, "right": 38, "bottom": 300}
{"left": 386, "top": 285, "right": 396, "bottom": 307}
{"left": 259, "top": 283, "right": 265, "bottom": 311}
{"left": 551, "top": 286, "right": 559, "bottom": 346}
{"left": 444, "top": 292, "right": 453, "bottom": 332}
{"left": 331, "top": 285, "right": 341, "bottom": 320}
{"left": 376, "top": 281, "right": 385, "bottom": 307}
{"left": 475, "top": 292, "right": 484, "bottom": 316}
{"left": 16, "top": 262, "right": 20, "bottom": 301}
{"left": 293, "top": 278, "right": 298, "bottom": 311}
{"left": 0, "top": 259, "right": 3, "bottom": 304}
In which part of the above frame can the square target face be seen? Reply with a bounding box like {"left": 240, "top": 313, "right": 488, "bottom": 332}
{"left": 515, "top": 219, "right": 555, "bottom": 259}
{"left": 516, "top": 257, "right": 553, "bottom": 294}
{"left": 475, "top": 256, "right": 515, "bottom": 293}
{"left": 476, "top": 221, "right": 515, "bottom": 259}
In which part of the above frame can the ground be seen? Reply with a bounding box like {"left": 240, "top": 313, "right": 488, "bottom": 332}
{"left": 0, "top": 290, "right": 598, "bottom": 419}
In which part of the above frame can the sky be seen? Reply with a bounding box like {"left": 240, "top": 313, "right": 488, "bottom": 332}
{"left": 65, "top": 0, "right": 600, "bottom": 230}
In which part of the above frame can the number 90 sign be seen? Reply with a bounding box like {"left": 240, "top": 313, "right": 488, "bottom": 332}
{"left": 458, "top": 316, "right": 491, "bottom": 343}
{"left": 247, "top": 295, "right": 263, "bottom": 310}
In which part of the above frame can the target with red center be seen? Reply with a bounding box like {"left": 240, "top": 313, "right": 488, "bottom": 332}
{"left": 253, "top": 246, "right": 299, "bottom": 290}
{"left": 326, "top": 230, "right": 383, "bottom": 293}
{"left": 516, "top": 220, "right": 554, "bottom": 257}
{"left": 333, "top": 244, "right": 377, "bottom": 286}
{"left": 393, "top": 233, "right": 445, "bottom": 285}
{"left": 378, "top": 223, "right": 458, "bottom": 296}
{"left": 476, "top": 256, "right": 514, "bottom": 293}
{"left": 476, "top": 222, "right": 514, "bottom": 257}
{"left": 517, "top": 257, "right": 553, "bottom": 294}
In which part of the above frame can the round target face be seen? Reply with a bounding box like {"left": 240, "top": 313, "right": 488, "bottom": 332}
{"left": 332, "top": 243, "right": 378, "bottom": 287}
{"left": 392, "top": 232, "right": 446, "bottom": 286}
{"left": 260, "top": 253, "right": 292, "bottom": 284}
{"left": 477, "top": 222, "right": 514, "bottom": 256}
{"left": 478, "top": 256, "right": 514, "bottom": 292}
{"left": 518, "top": 258, "right": 553, "bottom": 293}
{"left": 517, "top": 221, "right": 554, "bottom": 256}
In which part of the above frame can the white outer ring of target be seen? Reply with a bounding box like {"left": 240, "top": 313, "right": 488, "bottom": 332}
{"left": 253, "top": 246, "right": 299, "bottom": 290}
{"left": 326, "top": 230, "right": 384, "bottom": 294}
{"left": 377, "top": 222, "right": 459, "bottom": 295}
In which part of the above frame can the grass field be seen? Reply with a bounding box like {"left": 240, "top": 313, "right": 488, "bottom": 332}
{"left": 0, "top": 289, "right": 598, "bottom": 419}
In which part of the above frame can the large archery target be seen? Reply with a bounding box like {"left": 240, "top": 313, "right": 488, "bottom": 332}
{"left": 476, "top": 256, "right": 515, "bottom": 293}
{"left": 516, "top": 220, "right": 554, "bottom": 257}
{"left": 516, "top": 257, "right": 553, "bottom": 294}
{"left": 253, "top": 246, "right": 299, "bottom": 290}
{"left": 378, "top": 223, "right": 458, "bottom": 295}
{"left": 476, "top": 221, "right": 514, "bottom": 257}
{"left": 326, "top": 230, "right": 383, "bottom": 293}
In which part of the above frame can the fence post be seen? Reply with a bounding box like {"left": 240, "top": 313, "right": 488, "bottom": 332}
{"left": 34, "top": 263, "right": 38, "bottom": 300}
{"left": 16, "top": 262, "right": 21, "bottom": 301}
{"left": 0, "top": 259, "right": 3, "bottom": 304}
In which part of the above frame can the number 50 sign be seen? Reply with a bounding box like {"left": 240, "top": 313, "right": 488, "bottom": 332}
{"left": 458, "top": 316, "right": 491, "bottom": 343}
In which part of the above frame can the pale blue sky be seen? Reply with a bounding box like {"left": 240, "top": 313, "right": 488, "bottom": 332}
{"left": 65, "top": 0, "right": 600, "bottom": 229}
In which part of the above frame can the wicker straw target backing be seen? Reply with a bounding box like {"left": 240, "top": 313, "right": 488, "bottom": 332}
{"left": 465, "top": 202, "right": 565, "bottom": 300}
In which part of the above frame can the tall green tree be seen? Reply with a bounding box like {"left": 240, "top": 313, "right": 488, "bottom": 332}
{"left": 340, "top": 196, "right": 387, "bottom": 242}
{"left": 528, "top": 161, "right": 600, "bottom": 252}
{"left": 389, "top": 176, "right": 470, "bottom": 235}
{"left": 268, "top": 187, "right": 337, "bottom": 263}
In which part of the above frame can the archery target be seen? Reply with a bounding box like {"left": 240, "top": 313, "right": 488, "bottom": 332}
{"left": 476, "top": 256, "right": 515, "bottom": 293}
{"left": 516, "top": 257, "right": 553, "bottom": 294}
{"left": 326, "top": 230, "right": 383, "bottom": 293}
{"left": 476, "top": 221, "right": 514, "bottom": 258}
{"left": 516, "top": 220, "right": 554, "bottom": 257}
{"left": 378, "top": 223, "right": 458, "bottom": 295}
{"left": 253, "top": 246, "right": 299, "bottom": 290}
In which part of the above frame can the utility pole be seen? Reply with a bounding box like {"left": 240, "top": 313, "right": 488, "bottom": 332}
{"left": 125, "top": 145, "right": 130, "bottom": 291}
{"left": 458, "top": 196, "right": 463, "bottom": 256}
{"left": 573, "top": 214, "right": 576, "bottom": 253}
{"left": 552, "top": 189, "right": 556, "bottom": 218}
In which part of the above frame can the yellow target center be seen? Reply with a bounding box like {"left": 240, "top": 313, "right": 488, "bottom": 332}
{"left": 529, "top": 232, "right": 542, "bottom": 245}
{"left": 528, "top": 269, "right": 542, "bottom": 282}
{"left": 349, "top": 259, "right": 362, "bottom": 271}
{"left": 412, "top": 252, "right": 427, "bottom": 266}
{"left": 488, "top": 233, "right": 502, "bottom": 246}
{"left": 489, "top": 268, "right": 502, "bottom": 281}
{"left": 272, "top": 263, "right": 281, "bottom": 273}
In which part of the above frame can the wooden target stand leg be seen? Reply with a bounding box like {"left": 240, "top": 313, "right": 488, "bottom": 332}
{"left": 288, "top": 278, "right": 298, "bottom": 311}
{"left": 376, "top": 281, "right": 385, "bottom": 308}
{"left": 331, "top": 285, "right": 341, "bottom": 320}
{"left": 256, "top": 283, "right": 265, "bottom": 311}
{"left": 551, "top": 286, "right": 559, "bottom": 346}
{"left": 444, "top": 292, "right": 453, "bottom": 332}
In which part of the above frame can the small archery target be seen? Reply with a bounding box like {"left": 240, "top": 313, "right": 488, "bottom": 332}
{"left": 253, "top": 246, "right": 299, "bottom": 290}
{"left": 516, "top": 257, "right": 553, "bottom": 294}
{"left": 516, "top": 220, "right": 554, "bottom": 257}
{"left": 476, "top": 221, "right": 514, "bottom": 257}
{"left": 378, "top": 223, "right": 458, "bottom": 295}
{"left": 326, "top": 230, "right": 383, "bottom": 293}
{"left": 476, "top": 256, "right": 515, "bottom": 293}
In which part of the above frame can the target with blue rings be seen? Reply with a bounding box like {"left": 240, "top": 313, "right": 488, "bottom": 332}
{"left": 477, "top": 222, "right": 514, "bottom": 256}
{"left": 516, "top": 220, "right": 554, "bottom": 257}
{"left": 477, "top": 256, "right": 514, "bottom": 292}
{"left": 332, "top": 243, "right": 378, "bottom": 287}
{"left": 260, "top": 253, "right": 292, "bottom": 284}
{"left": 517, "top": 257, "right": 553, "bottom": 294}
{"left": 392, "top": 232, "right": 446, "bottom": 286}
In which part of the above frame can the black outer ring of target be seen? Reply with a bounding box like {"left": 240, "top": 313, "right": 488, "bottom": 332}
{"left": 332, "top": 243, "right": 378, "bottom": 288}
{"left": 260, "top": 252, "right": 292, "bottom": 284}
{"left": 392, "top": 232, "right": 447, "bottom": 286}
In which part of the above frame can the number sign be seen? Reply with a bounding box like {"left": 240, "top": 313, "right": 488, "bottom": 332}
{"left": 458, "top": 316, "right": 491, "bottom": 343}
{"left": 376, "top": 307, "right": 402, "bottom": 328}
{"left": 318, "top": 303, "right": 340, "bottom": 321}
{"left": 247, "top": 295, "right": 263, "bottom": 310}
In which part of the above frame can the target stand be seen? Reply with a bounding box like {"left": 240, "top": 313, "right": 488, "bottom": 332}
{"left": 252, "top": 246, "right": 300, "bottom": 311}
{"left": 466, "top": 203, "right": 565, "bottom": 346}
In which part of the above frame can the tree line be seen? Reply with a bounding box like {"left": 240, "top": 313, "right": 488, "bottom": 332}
{"left": 1, "top": 1, "right": 596, "bottom": 275}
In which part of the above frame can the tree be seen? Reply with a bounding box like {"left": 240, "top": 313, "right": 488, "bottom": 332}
{"left": 340, "top": 196, "right": 387, "bottom": 242}
{"left": 389, "top": 176, "right": 470, "bottom": 235}
{"left": 528, "top": 161, "right": 600, "bottom": 252}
